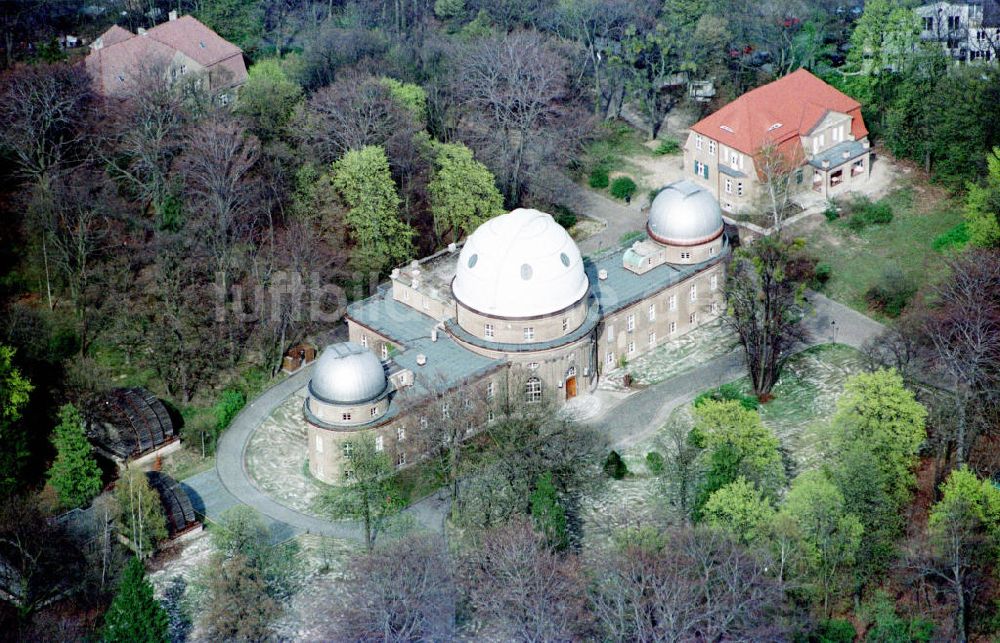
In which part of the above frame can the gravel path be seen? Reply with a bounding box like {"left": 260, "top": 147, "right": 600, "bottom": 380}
{"left": 559, "top": 182, "right": 647, "bottom": 256}
{"left": 186, "top": 290, "right": 884, "bottom": 544}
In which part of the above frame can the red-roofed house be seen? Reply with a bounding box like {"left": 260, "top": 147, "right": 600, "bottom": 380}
{"left": 683, "top": 69, "right": 872, "bottom": 213}
{"left": 85, "top": 11, "right": 247, "bottom": 102}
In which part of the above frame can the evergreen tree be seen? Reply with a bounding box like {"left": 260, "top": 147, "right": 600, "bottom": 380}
{"left": 530, "top": 472, "right": 568, "bottom": 550}
{"left": 102, "top": 557, "right": 169, "bottom": 643}
{"left": 48, "top": 403, "right": 102, "bottom": 509}
{"left": 331, "top": 145, "right": 414, "bottom": 275}
{"left": 427, "top": 141, "right": 503, "bottom": 242}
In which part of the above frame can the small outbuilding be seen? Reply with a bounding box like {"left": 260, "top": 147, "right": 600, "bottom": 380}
{"left": 145, "top": 471, "right": 201, "bottom": 540}
{"left": 85, "top": 387, "right": 180, "bottom": 469}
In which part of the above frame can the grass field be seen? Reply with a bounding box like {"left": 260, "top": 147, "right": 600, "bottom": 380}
{"left": 580, "top": 344, "right": 868, "bottom": 542}
{"left": 796, "top": 181, "right": 964, "bottom": 319}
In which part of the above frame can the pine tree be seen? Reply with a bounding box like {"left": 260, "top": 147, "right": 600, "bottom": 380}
{"left": 530, "top": 472, "right": 569, "bottom": 550}
{"left": 102, "top": 557, "right": 169, "bottom": 643}
{"left": 48, "top": 403, "right": 102, "bottom": 508}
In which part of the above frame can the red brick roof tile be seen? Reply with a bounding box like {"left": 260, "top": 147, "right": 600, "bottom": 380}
{"left": 690, "top": 69, "right": 868, "bottom": 156}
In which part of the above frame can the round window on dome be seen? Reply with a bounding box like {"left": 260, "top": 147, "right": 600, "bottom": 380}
{"left": 467, "top": 254, "right": 478, "bottom": 268}
{"left": 560, "top": 253, "right": 570, "bottom": 267}
{"left": 520, "top": 263, "right": 533, "bottom": 280}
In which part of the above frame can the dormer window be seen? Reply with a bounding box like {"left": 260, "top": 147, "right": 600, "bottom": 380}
{"left": 767, "top": 122, "right": 782, "bottom": 131}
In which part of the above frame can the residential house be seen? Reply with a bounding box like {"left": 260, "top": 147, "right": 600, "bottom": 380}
{"left": 683, "top": 69, "right": 871, "bottom": 213}
{"left": 918, "top": 0, "right": 1000, "bottom": 62}
{"left": 85, "top": 11, "right": 247, "bottom": 102}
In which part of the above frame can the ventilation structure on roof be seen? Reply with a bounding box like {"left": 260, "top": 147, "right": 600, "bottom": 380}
{"left": 720, "top": 125, "right": 734, "bottom": 132}
{"left": 767, "top": 122, "right": 783, "bottom": 131}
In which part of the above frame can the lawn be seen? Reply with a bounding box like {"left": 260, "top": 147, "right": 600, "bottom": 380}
{"left": 580, "top": 343, "right": 868, "bottom": 544}
{"left": 797, "top": 181, "right": 964, "bottom": 319}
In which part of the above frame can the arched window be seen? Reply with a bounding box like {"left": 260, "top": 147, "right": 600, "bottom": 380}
{"left": 525, "top": 377, "right": 542, "bottom": 403}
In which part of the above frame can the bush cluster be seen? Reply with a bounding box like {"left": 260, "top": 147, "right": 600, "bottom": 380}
{"left": 846, "top": 196, "right": 893, "bottom": 231}
{"left": 864, "top": 268, "right": 915, "bottom": 317}
{"left": 588, "top": 166, "right": 609, "bottom": 189}
{"left": 610, "top": 176, "right": 637, "bottom": 201}
{"left": 932, "top": 222, "right": 969, "bottom": 253}
{"left": 604, "top": 450, "right": 628, "bottom": 480}
{"left": 552, "top": 205, "right": 577, "bottom": 229}
{"left": 653, "top": 139, "right": 681, "bottom": 155}
{"left": 694, "top": 382, "right": 760, "bottom": 411}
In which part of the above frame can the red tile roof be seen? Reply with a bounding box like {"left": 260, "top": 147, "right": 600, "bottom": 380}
{"left": 85, "top": 15, "right": 247, "bottom": 97}
{"left": 690, "top": 69, "right": 868, "bottom": 156}
{"left": 145, "top": 15, "right": 242, "bottom": 67}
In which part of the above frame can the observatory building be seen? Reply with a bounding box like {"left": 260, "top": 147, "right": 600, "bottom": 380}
{"left": 305, "top": 180, "right": 729, "bottom": 483}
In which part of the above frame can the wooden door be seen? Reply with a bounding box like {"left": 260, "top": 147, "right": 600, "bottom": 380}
{"left": 566, "top": 376, "right": 577, "bottom": 400}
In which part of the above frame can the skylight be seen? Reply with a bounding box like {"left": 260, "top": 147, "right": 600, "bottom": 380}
{"left": 199, "top": 40, "right": 206, "bottom": 48}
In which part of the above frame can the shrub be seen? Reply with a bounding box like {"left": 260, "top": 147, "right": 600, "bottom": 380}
{"left": 214, "top": 388, "right": 247, "bottom": 433}
{"left": 814, "top": 262, "right": 832, "bottom": 285}
{"left": 864, "top": 268, "right": 915, "bottom": 318}
{"left": 653, "top": 138, "right": 681, "bottom": 155}
{"left": 645, "top": 451, "right": 665, "bottom": 474}
{"left": 693, "top": 382, "right": 759, "bottom": 411}
{"left": 932, "top": 222, "right": 969, "bottom": 252}
{"left": 846, "top": 196, "right": 893, "bottom": 231}
{"left": 610, "top": 176, "right": 637, "bottom": 201}
{"left": 552, "top": 205, "right": 577, "bottom": 229}
{"left": 814, "top": 618, "right": 856, "bottom": 643}
{"left": 588, "top": 166, "right": 609, "bottom": 189}
{"left": 604, "top": 450, "right": 628, "bottom": 480}
{"left": 823, "top": 201, "right": 840, "bottom": 222}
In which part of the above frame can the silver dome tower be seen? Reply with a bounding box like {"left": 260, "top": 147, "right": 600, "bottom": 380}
{"left": 309, "top": 342, "right": 388, "bottom": 405}
{"left": 647, "top": 180, "right": 724, "bottom": 246}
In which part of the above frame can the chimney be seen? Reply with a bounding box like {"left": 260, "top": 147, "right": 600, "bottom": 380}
{"left": 169, "top": 10, "right": 178, "bottom": 21}
{"left": 137, "top": 27, "right": 147, "bottom": 35}
{"left": 598, "top": 269, "right": 608, "bottom": 281}
{"left": 390, "top": 268, "right": 400, "bottom": 279}
{"left": 842, "top": 150, "right": 850, "bottom": 160}
{"left": 416, "top": 354, "right": 427, "bottom": 366}
{"left": 447, "top": 242, "right": 457, "bottom": 253}
{"left": 431, "top": 328, "right": 438, "bottom": 342}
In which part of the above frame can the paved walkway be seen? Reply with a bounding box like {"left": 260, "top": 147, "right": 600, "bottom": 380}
{"left": 585, "top": 291, "right": 885, "bottom": 448}
{"left": 184, "top": 290, "right": 884, "bottom": 544}
{"left": 559, "top": 182, "right": 646, "bottom": 256}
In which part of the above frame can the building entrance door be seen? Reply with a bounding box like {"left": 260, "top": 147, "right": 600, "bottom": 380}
{"left": 566, "top": 376, "right": 577, "bottom": 400}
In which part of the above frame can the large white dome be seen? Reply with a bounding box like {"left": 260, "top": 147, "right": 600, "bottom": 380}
{"left": 648, "top": 180, "right": 724, "bottom": 245}
{"left": 310, "top": 342, "right": 388, "bottom": 405}
{"left": 452, "top": 209, "right": 589, "bottom": 318}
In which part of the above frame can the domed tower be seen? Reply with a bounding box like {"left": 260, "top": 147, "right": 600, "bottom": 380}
{"left": 623, "top": 180, "right": 725, "bottom": 274}
{"left": 646, "top": 180, "right": 725, "bottom": 264}
{"left": 452, "top": 209, "right": 590, "bottom": 344}
{"left": 305, "top": 342, "right": 391, "bottom": 483}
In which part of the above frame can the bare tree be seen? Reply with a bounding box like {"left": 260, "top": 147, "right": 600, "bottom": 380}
{"left": 179, "top": 115, "right": 262, "bottom": 303}
{"left": 461, "top": 517, "right": 592, "bottom": 641}
{"left": 723, "top": 236, "right": 808, "bottom": 398}
{"left": 588, "top": 526, "right": 788, "bottom": 642}
{"left": 0, "top": 62, "right": 93, "bottom": 185}
{"left": 755, "top": 142, "right": 801, "bottom": 231}
{"left": 455, "top": 31, "right": 590, "bottom": 206}
{"left": 295, "top": 71, "right": 419, "bottom": 165}
{"left": 103, "top": 60, "right": 186, "bottom": 226}
{"left": 30, "top": 167, "right": 121, "bottom": 355}
{"left": 913, "top": 250, "right": 1000, "bottom": 468}
{"left": 329, "top": 533, "right": 457, "bottom": 642}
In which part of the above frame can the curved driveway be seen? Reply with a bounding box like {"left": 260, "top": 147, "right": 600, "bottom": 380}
{"left": 195, "top": 292, "right": 884, "bottom": 542}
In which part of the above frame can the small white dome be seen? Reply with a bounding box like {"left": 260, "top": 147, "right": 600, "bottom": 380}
{"left": 453, "top": 209, "right": 589, "bottom": 318}
{"left": 648, "top": 180, "right": 723, "bottom": 245}
{"left": 310, "top": 342, "right": 387, "bottom": 405}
